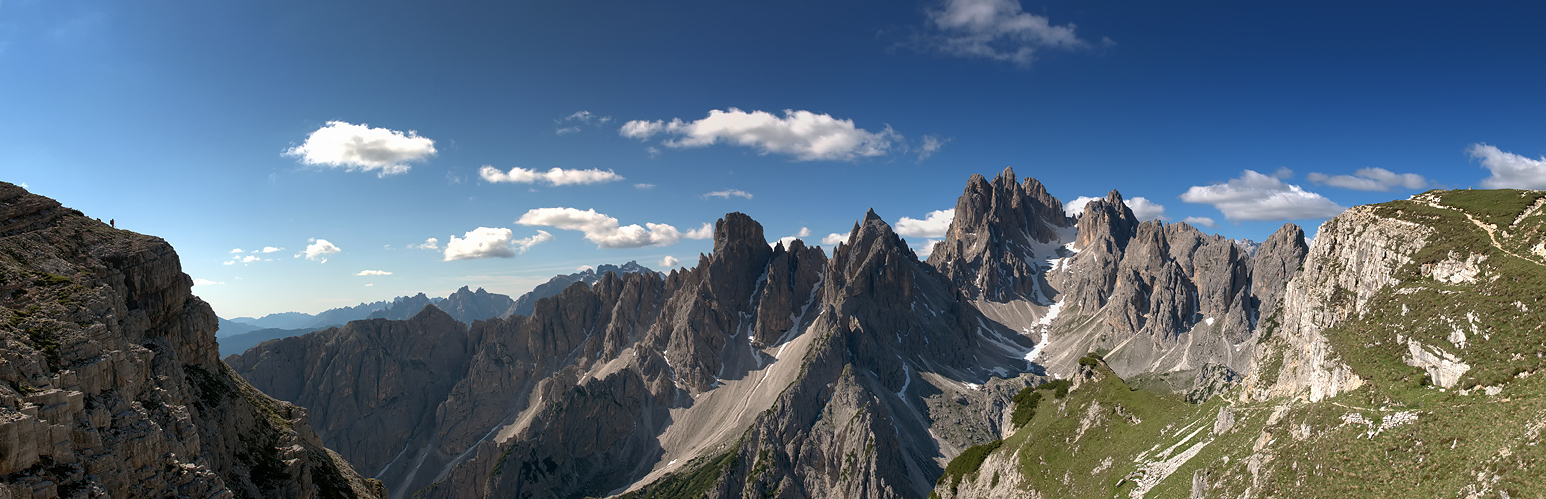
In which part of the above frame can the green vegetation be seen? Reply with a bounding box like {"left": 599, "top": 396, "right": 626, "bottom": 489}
{"left": 34, "top": 271, "right": 72, "bottom": 285}
{"left": 614, "top": 450, "right": 739, "bottom": 499}
{"left": 1011, "top": 379, "right": 1074, "bottom": 428}
{"left": 937, "top": 439, "right": 1002, "bottom": 496}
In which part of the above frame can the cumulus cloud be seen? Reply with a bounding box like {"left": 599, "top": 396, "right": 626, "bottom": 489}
{"left": 259, "top": 246, "right": 282, "bottom": 253}
{"left": 822, "top": 231, "right": 852, "bottom": 246}
{"left": 921, "top": 0, "right": 1102, "bottom": 67}
{"left": 411, "top": 238, "right": 440, "bottom": 250}
{"left": 229, "top": 248, "right": 244, "bottom": 254}
{"left": 442, "top": 227, "right": 553, "bottom": 261}
{"left": 300, "top": 239, "right": 341, "bottom": 262}
{"left": 283, "top": 121, "right": 436, "bottom": 176}
{"left": 1471, "top": 143, "right": 1546, "bottom": 189}
{"left": 355, "top": 270, "right": 392, "bottom": 276}
{"left": 1062, "top": 196, "right": 1100, "bottom": 217}
{"left": 1124, "top": 196, "right": 1167, "bottom": 221}
{"left": 1306, "top": 167, "right": 1429, "bottom": 191}
{"left": 896, "top": 209, "right": 954, "bottom": 238}
{"left": 774, "top": 227, "right": 815, "bottom": 249}
{"left": 660, "top": 256, "right": 680, "bottom": 268}
{"left": 193, "top": 278, "right": 223, "bottom": 286}
{"left": 704, "top": 189, "right": 753, "bottom": 200}
{"left": 1182, "top": 216, "right": 1218, "bottom": 228}
{"left": 1181, "top": 170, "right": 1346, "bottom": 221}
{"left": 517, "top": 208, "right": 682, "bottom": 248}
{"left": 685, "top": 223, "right": 714, "bottom": 240}
{"left": 479, "top": 165, "right": 623, "bottom": 186}
{"left": 915, "top": 239, "right": 943, "bottom": 258}
{"left": 1063, "top": 196, "right": 1166, "bottom": 220}
{"left": 620, "top": 108, "right": 900, "bottom": 161}
{"left": 918, "top": 135, "right": 949, "bottom": 161}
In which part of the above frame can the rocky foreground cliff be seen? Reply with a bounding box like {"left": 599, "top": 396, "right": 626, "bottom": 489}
{"left": 0, "top": 182, "right": 383, "bottom": 498}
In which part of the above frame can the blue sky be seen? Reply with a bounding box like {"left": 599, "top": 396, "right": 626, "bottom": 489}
{"left": 4, "top": 0, "right": 1545, "bottom": 318}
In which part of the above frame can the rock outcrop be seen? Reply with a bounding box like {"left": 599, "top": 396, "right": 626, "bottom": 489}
{"left": 0, "top": 182, "right": 383, "bottom": 498}
{"left": 927, "top": 167, "right": 1074, "bottom": 303}
{"left": 501, "top": 261, "right": 655, "bottom": 318}
{"left": 432, "top": 286, "right": 514, "bottom": 325}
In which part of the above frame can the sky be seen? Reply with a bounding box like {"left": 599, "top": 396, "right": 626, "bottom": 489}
{"left": 3, "top": 0, "right": 1545, "bottom": 318}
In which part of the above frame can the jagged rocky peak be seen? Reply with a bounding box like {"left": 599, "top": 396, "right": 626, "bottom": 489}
{"left": 1249, "top": 222, "right": 1309, "bottom": 323}
{"left": 928, "top": 168, "right": 1074, "bottom": 301}
{"left": 1075, "top": 188, "right": 1139, "bottom": 251}
{"left": 707, "top": 211, "right": 774, "bottom": 314}
{"left": 754, "top": 237, "right": 827, "bottom": 345}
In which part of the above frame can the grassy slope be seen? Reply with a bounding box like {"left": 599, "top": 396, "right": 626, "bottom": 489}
{"left": 939, "top": 189, "right": 1546, "bottom": 498}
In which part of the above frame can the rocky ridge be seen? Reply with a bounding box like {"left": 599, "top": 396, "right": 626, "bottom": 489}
{"left": 0, "top": 182, "right": 382, "bottom": 498}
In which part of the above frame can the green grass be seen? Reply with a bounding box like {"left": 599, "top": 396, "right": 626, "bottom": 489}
{"left": 937, "top": 439, "right": 1003, "bottom": 496}
{"left": 613, "top": 450, "right": 739, "bottom": 499}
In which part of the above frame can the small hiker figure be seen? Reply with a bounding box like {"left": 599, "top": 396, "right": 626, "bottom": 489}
{"left": 110, "top": 219, "right": 115, "bottom": 228}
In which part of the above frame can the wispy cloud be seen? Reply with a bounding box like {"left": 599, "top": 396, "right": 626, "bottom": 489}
{"left": 411, "top": 238, "right": 439, "bottom": 250}
{"left": 1182, "top": 216, "right": 1217, "bottom": 228}
{"left": 479, "top": 166, "right": 623, "bottom": 186}
{"left": 1307, "top": 167, "right": 1429, "bottom": 191}
{"left": 918, "top": 0, "right": 1107, "bottom": 67}
{"left": 703, "top": 189, "right": 753, "bottom": 200}
{"left": 193, "top": 278, "right": 224, "bottom": 286}
{"left": 556, "top": 110, "right": 613, "bottom": 135}
{"left": 355, "top": 270, "right": 393, "bottom": 276}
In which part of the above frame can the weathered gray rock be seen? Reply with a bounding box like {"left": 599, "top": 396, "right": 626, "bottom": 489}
{"left": 0, "top": 182, "right": 382, "bottom": 499}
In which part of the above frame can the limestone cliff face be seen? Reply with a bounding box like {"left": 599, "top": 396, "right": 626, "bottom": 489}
{"left": 432, "top": 286, "right": 514, "bottom": 325}
{"left": 927, "top": 167, "right": 1074, "bottom": 303}
{"left": 1242, "top": 206, "right": 1430, "bottom": 402}
{"left": 226, "top": 306, "right": 472, "bottom": 480}
{"left": 0, "top": 182, "right": 382, "bottom": 498}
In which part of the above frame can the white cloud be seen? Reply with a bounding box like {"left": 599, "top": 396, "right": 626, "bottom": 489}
{"left": 18, "top": 182, "right": 27, "bottom": 189}
{"left": 660, "top": 256, "right": 680, "bottom": 268}
{"left": 773, "top": 227, "right": 815, "bottom": 249}
{"left": 915, "top": 239, "right": 943, "bottom": 258}
{"left": 411, "top": 237, "right": 440, "bottom": 250}
{"left": 302, "top": 239, "right": 341, "bottom": 262}
{"left": 1181, "top": 170, "right": 1346, "bottom": 221}
{"left": 1124, "top": 196, "right": 1167, "bottom": 221}
{"left": 355, "top": 270, "right": 393, "bottom": 276}
{"left": 896, "top": 209, "right": 954, "bottom": 238}
{"left": 577, "top": 265, "right": 594, "bottom": 272}
{"left": 619, "top": 120, "right": 665, "bottom": 139}
{"left": 620, "top": 108, "right": 900, "bottom": 161}
{"left": 516, "top": 208, "right": 682, "bottom": 248}
{"left": 704, "top": 189, "right": 753, "bottom": 200}
{"left": 193, "top": 278, "right": 223, "bottom": 286}
{"left": 283, "top": 121, "right": 436, "bottom": 177}
{"left": 1306, "top": 167, "right": 1429, "bottom": 191}
{"left": 479, "top": 165, "right": 623, "bottom": 186}
{"left": 557, "top": 110, "right": 612, "bottom": 135}
{"left": 917, "top": 134, "right": 949, "bottom": 161}
{"left": 242, "top": 255, "right": 260, "bottom": 263}
{"left": 222, "top": 260, "right": 235, "bottom": 266}
{"left": 685, "top": 223, "right": 714, "bottom": 239}
{"left": 365, "top": 283, "right": 374, "bottom": 287}
{"left": 229, "top": 248, "right": 244, "bottom": 254}
{"left": 442, "top": 227, "right": 553, "bottom": 261}
{"left": 634, "top": 183, "right": 656, "bottom": 190}
{"left": 822, "top": 231, "right": 852, "bottom": 246}
{"left": 1471, "top": 143, "right": 1546, "bottom": 189}
{"left": 1182, "top": 216, "right": 1218, "bottom": 228}
{"left": 259, "top": 246, "right": 282, "bottom": 253}
{"left": 1062, "top": 196, "right": 1100, "bottom": 217}
{"left": 922, "top": 0, "right": 1100, "bottom": 66}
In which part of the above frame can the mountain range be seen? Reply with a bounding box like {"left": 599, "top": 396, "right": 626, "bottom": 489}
{"left": 5, "top": 173, "right": 1544, "bottom": 498}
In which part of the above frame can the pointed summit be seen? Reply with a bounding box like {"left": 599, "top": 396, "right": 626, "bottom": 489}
{"left": 927, "top": 170, "right": 1075, "bottom": 300}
